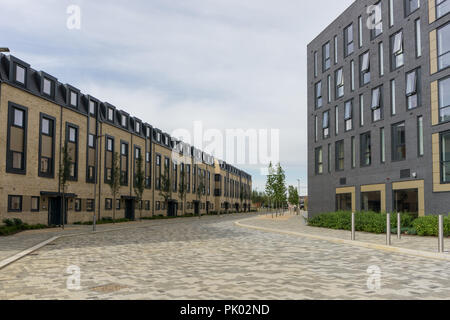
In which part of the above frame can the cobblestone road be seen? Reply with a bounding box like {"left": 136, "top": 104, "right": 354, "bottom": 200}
{"left": 1, "top": 213, "right": 450, "bottom": 300}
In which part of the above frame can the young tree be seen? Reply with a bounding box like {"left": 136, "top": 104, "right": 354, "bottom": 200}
{"left": 178, "top": 165, "right": 188, "bottom": 217}
{"left": 159, "top": 171, "right": 172, "bottom": 215}
{"left": 58, "top": 145, "right": 72, "bottom": 229}
{"left": 196, "top": 180, "right": 205, "bottom": 218}
{"left": 273, "top": 163, "right": 287, "bottom": 214}
{"left": 134, "top": 153, "right": 145, "bottom": 220}
{"left": 108, "top": 152, "right": 121, "bottom": 223}
{"left": 265, "top": 162, "right": 275, "bottom": 210}
{"left": 288, "top": 185, "right": 299, "bottom": 214}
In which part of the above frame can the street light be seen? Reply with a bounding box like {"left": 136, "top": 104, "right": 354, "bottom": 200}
{"left": 0, "top": 48, "right": 10, "bottom": 53}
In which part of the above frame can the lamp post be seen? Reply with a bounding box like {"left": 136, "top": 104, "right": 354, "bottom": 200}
{"left": 93, "top": 134, "right": 104, "bottom": 232}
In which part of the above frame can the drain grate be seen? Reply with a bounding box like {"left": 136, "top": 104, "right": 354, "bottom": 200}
{"left": 90, "top": 283, "right": 129, "bottom": 293}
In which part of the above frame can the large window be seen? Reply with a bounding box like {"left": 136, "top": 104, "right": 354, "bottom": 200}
{"left": 438, "top": 23, "right": 450, "bottom": 71}
{"left": 361, "top": 191, "right": 381, "bottom": 213}
{"left": 359, "top": 94, "right": 364, "bottom": 127}
{"left": 360, "top": 51, "right": 370, "bottom": 86}
{"left": 335, "top": 140, "right": 344, "bottom": 171}
{"left": 344, "top": 24, "right": 354, "bottom": 57}
{"left": 371, "top": 86, "right": 383, "bottom": 121}
{"left": 418, "top": 116, "right": 424, "bottom": 157}
{"left": 120, "top": 142, "right": 129, "bottom": 186}
{"left": 406, "top": 68, "right": 421, "bottom": 110}
{"left": 390, "top": 79, "right": 396, "bottom": 115}
{"left": 344, "top": 100, "right": 353, "bottom": 131}
{"left": 8, "top": 195, "right": 22, "bottom": 212}
{"left": 156, "top": 154, "right": 161, "bottom": 190}
{"left": 405, "top": 0, "right": 420, "bottom": 16}
{"left": 380, "top": 128, "right": 386, "bottom": 163}
{"left": 105, "top": 136, "right": 114, "bottom": 182}
{"left": 437, "top": 0, "right": 450, "bottom": 19}
{"left": 439, "top": 77, "right": 450, "bottom": 123}
{"left": 351, "top": 136, "right": 356, "bottom": 168}
{"left": 392, "top": 122, "right": 406, "bottom": 161}
{"left": 7, "top": 104, "right": 27, "bottom": 174}
{"left": 441, "top": 131, "right": 450, "bottom": 183}
{"left": 379, "top": 42, "right": 384, "bottom": 76}
{"left": 315, "top": 147, "right": 323, "bottom": 175}
{"left": 323, "top": 111, "right": 330, "bottom": 139}
{"left": 327, "top": 75, "right": 332, "bottom": 103}
{"left": 323, "top": 42, "right": 331, "bottom": 71}
{"left": 15, "top": 63, "right": 26, "bottom": 85}
{"left": 371, "top": 2, "right": 383, "bottom": 39}
{"left": 335, "top": 68, "right": 344, "bottom": 99}
{"left": 391, "top": 31, "right": 404, "bottom": 70}
{"left": 39, "top": 114, "right": 55, "bottom": 177}
{"left": 315, "top": 81, "right": 323, "bottom": 109}
{"left": 66, "top": 125, "right": 78, "bottom": 180}
{"left": 415, "top": 19, "right": 422, "bottom": 58}
{"left": 87, "top": 134, "right": 96, "bottom": 182}
{"left": 360, "top": 132, "right": 371, "bottom": 167}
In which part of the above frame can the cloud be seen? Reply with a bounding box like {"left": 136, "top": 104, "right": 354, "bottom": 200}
{"left": 0, "top": 0, "right": 354, "bottom": 191}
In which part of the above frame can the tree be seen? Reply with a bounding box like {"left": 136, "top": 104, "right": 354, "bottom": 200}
{"left": 288, "top": 185, "right": 299, "bottom": 207}
{"left": 134, "top": 153, "right": 145, "bottom": 220}
{"left": 58, "top": 145, "right": 71, "bottom": 229}
{"left": 178, "top": 165, "right": 188, "bottom": 217}
{"left": 273, "top": 163, "right": 287, "bottom": 207}
{"left": 265, "top": 162, "right": 275, "bottom": 209}
{"left": 196, "top": 180, "right": 205, "bottom": 218}
{"left": 159, "top": 170, "right": 172, "bottom": 215}
{"left": 108, "top": 152, "right": 121, "bottom": 223}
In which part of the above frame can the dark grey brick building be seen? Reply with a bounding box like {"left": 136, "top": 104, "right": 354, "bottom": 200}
{"left": 307, "top": 0, "right": 450, "bottom": 217}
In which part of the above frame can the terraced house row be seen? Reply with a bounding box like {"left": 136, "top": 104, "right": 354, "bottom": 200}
{"left": 0, "top": 54, "right": 252, "bottom": 225}
{"left": 308, "top": 0, "right": 450, "bottom": 216}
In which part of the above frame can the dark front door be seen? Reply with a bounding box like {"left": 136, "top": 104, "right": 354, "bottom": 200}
{"left": 48, "top": 197, "right": 67, "bottom": 226}
{"left": 194, "top": 201, "right": 200, "bottom": 215}
{"left": 206, "top": 201, "right": 210, "bottom": 214}
{"left": 125, "top": 199, "right": 135, "bottom": 220}
{"left": 235, "top": 203, "right": 239, "bottom": 212}
{"left": 168, "top": 201, "right": 178, "bottom": 217}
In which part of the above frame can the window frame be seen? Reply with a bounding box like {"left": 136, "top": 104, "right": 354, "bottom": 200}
{"left": 6, "top": 103, "right": 28, "bottom": 175}
{"left": 391, "top": 122, "right": 406, "bottom": 162}
{"left": 8, "top": 195, "right": 23, "bottom": 212}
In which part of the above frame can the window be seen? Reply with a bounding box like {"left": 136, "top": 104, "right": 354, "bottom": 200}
{"left": 371, "top": 2, "right": 383, "bottom": 39}
{"left": 379, "top": 42, "right": 384, "bottom": 76}
{"left": 344, "top": 24, "right": 354, "bottom": 56}
{"left": 15, "top": 64, "right": 26, "bottom": 84}
{"left": 415, "top": 19, "right": 422, "bottom": 58}
{"left": 89, "top": 101, "right": 96, "bottom": 115}
{"left": 43, "top": 78, "right": 52, "bottom": 96}
{"left": 314, "top": 116, "right": 318, "bottom": 142}
{"left": 86, "top": 199, "right": 95, "bottom": 212}
{"left": 105, "top": 137, "right": 114, "bottom": 182}
{"left": 438, "top": 23, "right": 450, "bottom": 71}
{"left": 75, "top": 199, "right": 81, "bottom": 212}
{"left": 390, "top": 79, "right": 396, "bottom": 115}
{"left": 173, "top": 161, "right": 178, "bottom": 192}
{"left": 135, "top": 121, "right": 140, "bottom": 133}
{"left": 39, "top": 115, "right": 55, "bottom": 177}
{"left": 360, "top": 132, "right": 371, "bottom": 166}
{"left": 391, "top": 31, "right": 404, "bottom": 70}
{"left": 315, "top": 81, "right": 323, "bottom": 109}
{"left": 335, "top": 106, "right": 339, "bottom": 135}
{"left": 108, "top": 108, "right": 114, "bottom": 121}
{"left": 392, "top": 122, "right": 406, "bottom": 161}
{"left": 323, "top": 42, "right": 331, "bottom": 71}
{"left": 145, "top": 201, "right": 150, "bottom": 211}
{"left": 156, "top": 201, "right": 161, "bottom": 211}
{"left": 323, "top": 111, "right": 330, "bottom": 139}
{"left": 105, "top": 198, "right": 112, "bottom": 210}
{"left": 437, "top": 0, "right": 450, "bottom": 19}
{"left": 371, "top": 86, "right": 382, "bottom": 122}
{"left": 417, "top": 116, "right": 424, "bottom": 157}
{"left": 314, "top": 51, "right": 318, "bottom": 77}
{"left": 120, "top": 142, "right": 128, "bottom": 186}
{"left": 327, "top": 75, "right": 331, "bottom": 103}
{"left": 405, "top": 0, "right": 420, "bottom": 16}
{"left": 344, "top": 100, "right": 353, "bottom": 131}
{"left": 70, "top": 91, "right": 78, "bottom": 107}
{"left": 389, "top": 0, "right": 395, "bottom": 27}
{"left": 359, "top": 94, "right": 364, "bottom": 127}
{"left": 441, "top": 131, "right": 450, "bottom": 183}
{"left": 406, "top": 68, "right": 421, "bottom": 109}
{"left": 315, "top": 147, "right": 323, "bottom": 175}
{"left": 156, "top": 154, "right": 161, "bottom": 190}
{"left": 116, "top": 199, "right": 121, "bottom": 210}
{"left": 7, "top": 104, "right": 27, "bottom": 173}
{"left": 439, "top": 77, "right": 450, "bottom": 123}
{"left": 334, "top": 36, "right": 338, "bottom": 64}
{"left": 106, "top": 137, "right": 113, "bottom": 152}
{"left": 360, "top": 51, "right": 370, "bottom": 86}
{"left": 351, "top": 60, "right": 355, "bottom": 91}
{"left": 380, "top": 128, "right": 386, "bottom": 163}
{"left": 335, "top": 68, "right": 344, "bottom": 99}
{"left": 358, "top": 16, "right": 363, "bottom": 48}
{"left": 31, "top": 197, "right": 40, "bottom": 212}
{"left": 121, "top": 115, "right": 127, "bottom": 127}
{"left": 88, "top": 134, "right": 95, "bottom": 148}
{"left": 66, "top": 125, "right": 78, "bottom": 180}
{"left": 335, "top": 140, "right": 344, "bottom": 171}
{"left": 8, "top": 195, "right": 22, "bottom": 212}
{"left": 351, "top": 136, "right": 356, "bottom": 168}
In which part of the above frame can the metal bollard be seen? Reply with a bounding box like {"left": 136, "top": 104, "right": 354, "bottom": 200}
{"left": 439, "top": 215, "right": 444, "bottom": 253}
{"left": 397, "top": 212, "right": 401, "bottom": 240}
{"left": 351, "top": 212, "right": 355, "bottom": 241}
{"left": 386, "top": 213, "right": 391, "bottom": 246}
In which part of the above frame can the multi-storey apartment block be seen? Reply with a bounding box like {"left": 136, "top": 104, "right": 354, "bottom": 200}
{"left": 0, "top": 54, "right": 252, "bottom": 225}
{"left": 308, "top": 0, "right": 450, "bottom": 216}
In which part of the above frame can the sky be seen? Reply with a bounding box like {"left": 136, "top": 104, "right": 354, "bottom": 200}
{"left": 1, "top": 0, "right": 354, "bottom": 195}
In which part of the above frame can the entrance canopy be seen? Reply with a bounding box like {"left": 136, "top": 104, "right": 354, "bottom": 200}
{"left": 40, "top": 191, "right": 77, "bottom": 198}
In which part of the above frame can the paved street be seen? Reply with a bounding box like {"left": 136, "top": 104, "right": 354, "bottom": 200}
{"left": 1, "top": 213, "right": 450, "bottom": 300}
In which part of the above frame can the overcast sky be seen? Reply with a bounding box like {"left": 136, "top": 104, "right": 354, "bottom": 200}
{"left": 1, "top": 0, "right": 354, "bottom": 194}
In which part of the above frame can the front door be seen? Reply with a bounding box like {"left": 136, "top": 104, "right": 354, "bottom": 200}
{"left": 194, "top": 201, "right": 200, "bottom": 215}
{"left": 168, "top": 201, "right": 178, "bottom": 217}
{"left": 125, "top": 200, "right": 135, "bottom": 220}
{"left": 48, "top": 197, "right": 67, "bottom": 226}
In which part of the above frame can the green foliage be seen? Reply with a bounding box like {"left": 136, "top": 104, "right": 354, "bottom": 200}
{"left": 108, "top": 152, "right": 121, "bottom": 222}
{"left": 265, "top": 162, "right": 287, "bottom": 206}
{"left": 0, "top": 221, "right": 49, "bottom": 236}
{"left": 308, "top": 211, "right": 416, "bottom": 234}
{"left": 134, "top": 153, "right": 145, "bottom": 219}
{"left": 413, "top": 216, "right": 450, "bottom": 236}
{"left": 73, "top": 218, "right": 130, "bottom": 225}
{"left": 288, "top": 185, "right": 299, "bottom": 206}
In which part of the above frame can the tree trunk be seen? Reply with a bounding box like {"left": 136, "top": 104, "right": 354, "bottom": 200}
{"left": 113, "top": 195, "right": 116, "bottom": 224}
{"left": 61, "top": 189, "right": 65, "bottom": 230}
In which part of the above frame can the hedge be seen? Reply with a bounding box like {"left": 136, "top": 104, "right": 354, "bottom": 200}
{"left": 0, "top": 219, "right": 49, "bottom": 236}
{"left": 413, "top": 216, "right": 450, "bottom": 236}
{"left": 308, "top": 211, "right": 416, "bottom": 234}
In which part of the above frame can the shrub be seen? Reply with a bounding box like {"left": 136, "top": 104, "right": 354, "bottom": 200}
{"left": 13, "top": 218, "right": 23, "bottom": 226}
{"left": 413, "top": 216, "right": 450, "bottom": 236}
{"left": 2, "top": 219, "right": 14, "bottom": 227}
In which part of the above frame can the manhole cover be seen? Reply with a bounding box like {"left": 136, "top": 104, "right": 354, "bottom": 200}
{"left": 90, "top": 283, "right": 129, "bottom": 293}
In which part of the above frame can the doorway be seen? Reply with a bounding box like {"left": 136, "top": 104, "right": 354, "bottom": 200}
{"left": 394, "top": 189, "right": 418, "bottom": 215}
{"left": 168, "top": 200, "right": 178, "bottom": 217}
{"left": 125, "top": 199, "right": 135, "bottom": 220}
{"left": 194, "top": 201, "right": 200, "bottom": 216}
{"left": 48, "top": 197, "right": 67, "bottom": 226}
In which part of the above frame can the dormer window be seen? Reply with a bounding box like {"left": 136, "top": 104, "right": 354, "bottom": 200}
{"left": 70, "top": 91, "right": 78, "bottom": 107}
{"left": 157, "top": 132, "right": 161, "bottom": 142}
{"left": 146, "top": 127, "right": 151, "bottom": 137}
{"left": 108, "top": 108, "right": 114, "bottom": 121}
{"left": 43, "top": 78, "right": 52, "bottom": 96}
{"left": 135, "top": 121, "right": 140, "bottom": 133}
{"left": 164, "top": 136, "right": 168, "bottom": 145}
{"left": 121, "top": 115, "right": 127, "bottom": 127}
{"left": 15, "top": 64, "right": 26, "bottom": 85}
{"left": 89, "top": 101, "right": 96, "bottom": 115}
